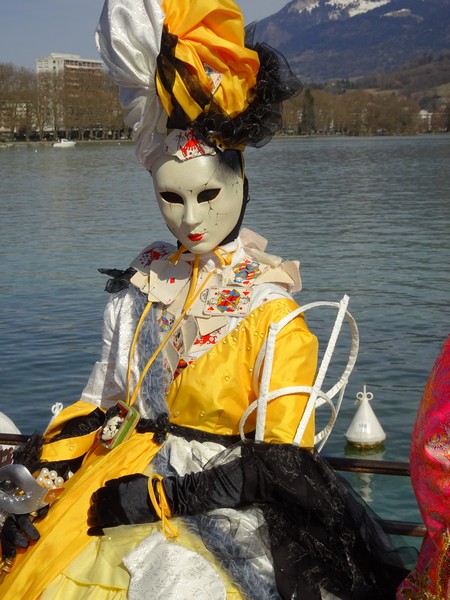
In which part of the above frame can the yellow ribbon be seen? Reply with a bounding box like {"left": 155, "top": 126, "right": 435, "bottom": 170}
{"left": 148, "top": 474, "right": 179, "bottom": 539}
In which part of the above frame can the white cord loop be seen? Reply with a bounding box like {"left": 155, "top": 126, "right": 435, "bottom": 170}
{"left": 239, "top": 295, "right": 359, "bottom": 451}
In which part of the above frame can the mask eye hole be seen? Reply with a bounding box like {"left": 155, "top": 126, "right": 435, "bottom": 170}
{"left": 160, "top": 191, "right": 184, "bottom": 204}
{"left": 197, "top": 189, "right": 221, "bottom": 203}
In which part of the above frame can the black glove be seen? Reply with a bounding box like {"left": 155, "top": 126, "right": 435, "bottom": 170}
{"left": 87, "top": 444, "right": 322, "bottom": 535}
{"left": 87, "top": 474, "right": 158, "bottom": 535}
{"left": 87, "top": 454, "right": 249, "bottom": 536}
{"left": 1, "top": 507, "right": 48, "bottom": 559}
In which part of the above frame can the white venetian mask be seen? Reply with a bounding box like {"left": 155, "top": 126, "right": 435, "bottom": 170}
{"left": 152, "top": 152, "right": 244, "bottom": 254}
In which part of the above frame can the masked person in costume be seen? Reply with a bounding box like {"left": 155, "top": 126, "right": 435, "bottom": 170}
{"left": 0, "top": 1, "right": 408, "bottom": 599}
{"left": 397, "top": 335, "right": 450, "bottom": 599}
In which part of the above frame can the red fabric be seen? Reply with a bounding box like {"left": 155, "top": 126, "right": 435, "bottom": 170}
{"left": 397, "top": 335, "right": 450, "bottom": 598}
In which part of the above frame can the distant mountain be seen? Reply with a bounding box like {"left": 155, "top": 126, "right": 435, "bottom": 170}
{"left": 356, "top": 51, "right": 450, "bottom": 109}
{"left": 254, "top": 0, "right": 450, "bottom": 81}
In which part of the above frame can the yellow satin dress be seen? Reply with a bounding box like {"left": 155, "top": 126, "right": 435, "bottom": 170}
{"left": 1, "top": 298, "right": 316, "bottom": 599}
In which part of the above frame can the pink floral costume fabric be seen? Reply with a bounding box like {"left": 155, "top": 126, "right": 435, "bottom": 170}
{"left": 398, "top": 334, "right": 450, "bottom": 599}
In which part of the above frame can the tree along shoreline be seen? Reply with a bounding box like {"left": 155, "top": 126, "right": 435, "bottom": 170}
{"left": 2, "top": 57, "right": 450, "bottom": 141}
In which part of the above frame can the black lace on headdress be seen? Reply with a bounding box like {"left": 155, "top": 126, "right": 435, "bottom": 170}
{"left": 156, "top": 23, "right": 303, "bottom": 151}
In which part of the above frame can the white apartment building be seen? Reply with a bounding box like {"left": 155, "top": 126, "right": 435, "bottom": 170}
{"left": 36, "top": 53, "right": 103, "bottom": 75}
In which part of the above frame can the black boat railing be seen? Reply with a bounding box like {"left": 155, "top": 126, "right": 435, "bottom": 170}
{"left": 0, "top": 434, "right": 425, "bottom": 538}
{"left": 0, "top": 433, "right": 28, "bottom": 446}
{"left": 324, "top": 455, "right": 426, "bottom": 538}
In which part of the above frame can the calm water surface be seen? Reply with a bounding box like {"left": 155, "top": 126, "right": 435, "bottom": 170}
{"left": 1, "top": 135, "right": 449, "bottom": 527}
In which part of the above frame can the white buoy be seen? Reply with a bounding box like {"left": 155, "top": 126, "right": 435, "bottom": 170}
{"left": 0, "top": 412, "right": 20, "bottom": 435}
{"left": 0, "top": 412, "right": 21, "bottom": 455}
{"left": 345, "top": 386, "right": 386, "bottom": 449}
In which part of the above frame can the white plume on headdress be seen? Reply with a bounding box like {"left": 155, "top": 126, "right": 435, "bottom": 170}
{"left": 95, "top": 0, "right": 167, "bottom": 169}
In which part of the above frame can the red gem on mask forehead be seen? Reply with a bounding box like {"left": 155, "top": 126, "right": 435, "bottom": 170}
{"left": 179, "top": 130, "right": 207, "bottom": 159}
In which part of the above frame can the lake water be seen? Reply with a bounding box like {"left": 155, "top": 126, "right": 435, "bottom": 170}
{"left": 1, "top": 135, "right": 449, "bottom": 530}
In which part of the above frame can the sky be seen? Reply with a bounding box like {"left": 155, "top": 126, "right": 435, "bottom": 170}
{"left": 0, "top": 0, "right": 289, "bottom": 70}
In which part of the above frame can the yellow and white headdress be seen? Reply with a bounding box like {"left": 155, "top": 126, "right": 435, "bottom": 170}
{"left": 96, "top": 0, "right": 302, "bottom": 169}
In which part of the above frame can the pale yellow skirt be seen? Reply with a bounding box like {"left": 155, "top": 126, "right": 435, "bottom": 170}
{"left": 41, "top": 520, "right": 243, "bottom": 600}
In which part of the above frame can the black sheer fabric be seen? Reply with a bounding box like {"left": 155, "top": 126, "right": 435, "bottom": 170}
{"left": 156, "top": 24, "right": 302, "bottom": 151}
{"left": 163, "top": 442, "right": 409, "bottom": 600}
{"left": 250, "top": 445, "right": 409, "bottom": 600}
{"left": 98, "top": 267, "right": 137, "bottom": 293}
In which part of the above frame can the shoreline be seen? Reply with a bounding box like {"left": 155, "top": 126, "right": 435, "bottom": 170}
{"left": 1, "top": 131, "right": 449, "bottom": 149}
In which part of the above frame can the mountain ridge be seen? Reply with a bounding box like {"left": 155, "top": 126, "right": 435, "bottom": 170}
{"left": 254, "top": 0, "right": 450, "bottom": 81}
